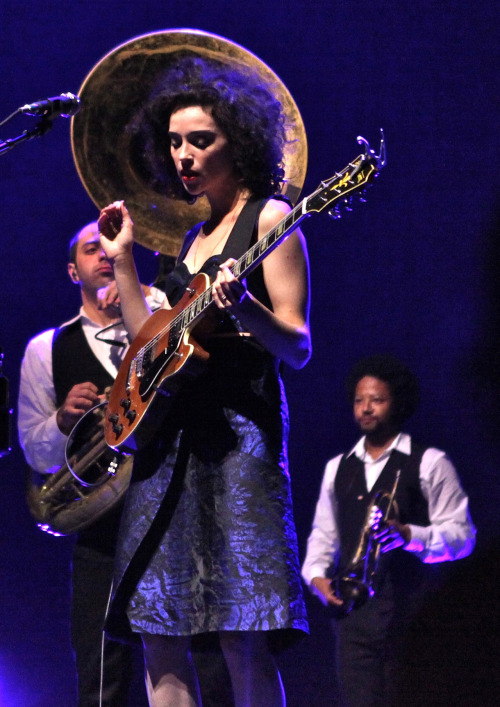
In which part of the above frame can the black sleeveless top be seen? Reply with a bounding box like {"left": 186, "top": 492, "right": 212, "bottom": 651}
{"left": 159, "top": 197, "right": 276, "bottom": 312}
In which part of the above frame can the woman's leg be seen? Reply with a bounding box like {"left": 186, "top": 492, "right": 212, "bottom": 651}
{"left": 141, "top": 633, "right": 201, "bottom": 707}
{"left": 219, "top": 631, "right": 285, "bottom": 707}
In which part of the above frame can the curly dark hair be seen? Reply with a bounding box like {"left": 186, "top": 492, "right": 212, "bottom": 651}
{"left": 345, "top": 354, "right": 420, "bottom": 427}
{"left": 128, "top": 55, "right": 288, "bottom": 202}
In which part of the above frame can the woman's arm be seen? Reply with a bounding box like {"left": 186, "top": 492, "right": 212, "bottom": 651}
{"left": 98, "top": 201, "right": 153, "bottom": 340}
{"left": 212, "top": 198, "right": 312, "bottom": 369}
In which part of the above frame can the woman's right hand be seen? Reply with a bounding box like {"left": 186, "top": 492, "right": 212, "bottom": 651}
{"left": 98, "top": 200, "right": 135, "bottom": 261}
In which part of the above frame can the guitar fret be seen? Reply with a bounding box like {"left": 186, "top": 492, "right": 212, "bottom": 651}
{"left": 232, "top": 262, "right": 241, "bottom": 278}
{"left": 189, "top": 301, "right": 198, "bottom": 321}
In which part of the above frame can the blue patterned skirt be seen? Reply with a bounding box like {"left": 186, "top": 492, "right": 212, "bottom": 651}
{"left": 106, "top": 338, "right": 308, "bottom": 648}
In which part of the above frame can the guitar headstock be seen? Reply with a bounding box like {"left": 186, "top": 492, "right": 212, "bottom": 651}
{"left": 306, "top": 129, "right": 386, "bottom": 218}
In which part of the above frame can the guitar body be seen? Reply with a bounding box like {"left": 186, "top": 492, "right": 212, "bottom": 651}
{"left": 105, "top": 272, "right": 211, "bottom": 450}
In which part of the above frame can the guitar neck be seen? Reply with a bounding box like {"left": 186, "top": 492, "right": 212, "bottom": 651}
{"left": 231, "top": 200, "right": 309, "bottom": 280}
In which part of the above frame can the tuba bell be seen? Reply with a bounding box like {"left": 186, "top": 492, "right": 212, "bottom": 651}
{"left": 333, "top": 469, "right": 401, "bottom": 615}
{"left": 70, "top": 28, "right": 308, "bottom": 257}
{"left": 26, "top": 402, "right": 133, "bottom": 536}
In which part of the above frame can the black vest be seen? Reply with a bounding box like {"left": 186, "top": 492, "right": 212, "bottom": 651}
{"left": 52, "top": 319, "right": 122, "bottom": 554}
{"left": 52, "top": 319, "right": 114, "bottom": 406}
{"left": 334, "top": 440, "right": 432, "bottom": 598}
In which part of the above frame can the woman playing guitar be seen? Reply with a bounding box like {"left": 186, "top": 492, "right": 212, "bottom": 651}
{"left": 98, "top": 55, "right": 311, "bottom": 707}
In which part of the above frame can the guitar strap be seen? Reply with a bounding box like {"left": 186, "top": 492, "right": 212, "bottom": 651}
{"left": 219, "top": 197, "right": 266, "bottom": 260}
{"left": 176, "top": 197, "right": 266, "bottom": 264}
{"left": 220, "top": 194, "right": 291, "bottom": 260}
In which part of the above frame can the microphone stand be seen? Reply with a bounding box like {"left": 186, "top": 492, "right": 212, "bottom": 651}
{"left": 0, "top": 115, "right": 55, "bottom": 156}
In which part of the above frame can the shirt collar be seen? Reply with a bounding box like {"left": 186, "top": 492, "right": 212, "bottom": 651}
{"left": 59, "top": 307, "right": 106, "bottom": 330}
{"left": 79, "top": 305, "right": 125, "bottom": 330}
{"left": 346, "top": 431, "right": 411, "bottom": 461}
{"left": 59, "top": 307, "right": 127, "bottom": 338}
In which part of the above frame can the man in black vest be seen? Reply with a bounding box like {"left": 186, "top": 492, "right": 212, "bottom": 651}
{"left": 18, "top": 221, "right": 163, "bottom": 706}
{"left": 301, "top": 354, "right": 476, "bottom": 706}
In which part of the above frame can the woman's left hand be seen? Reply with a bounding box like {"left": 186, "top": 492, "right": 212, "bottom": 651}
{"left": 212, "top": 259, "right": 248, "bottom": 310}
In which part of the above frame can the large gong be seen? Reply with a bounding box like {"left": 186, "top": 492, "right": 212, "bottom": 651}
{"left": 71, "top": 28, "right": 308, "bottom": 256}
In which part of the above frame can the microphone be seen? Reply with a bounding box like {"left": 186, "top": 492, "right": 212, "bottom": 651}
{"left": 19, "top": 92, "right": 81, "bottom": 118}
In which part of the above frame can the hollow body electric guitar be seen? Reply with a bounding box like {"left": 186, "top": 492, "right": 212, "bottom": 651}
{"left": 105, "top": 133, "right": 386, "bottom": 450}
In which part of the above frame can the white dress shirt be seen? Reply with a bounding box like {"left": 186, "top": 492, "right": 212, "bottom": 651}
{"left": 301, "top": 433, "right": 476, "bottom": 587}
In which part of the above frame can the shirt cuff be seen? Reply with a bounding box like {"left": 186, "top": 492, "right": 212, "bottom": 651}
{"left": 40, "top": 414, "right": 68, "bottom": 473}
{"left": 403, "top": 524, "right": 428, "bottom": 554}
{"left": 146, "top": 287, "right": 167, "bottom": 309}
{"left": 302, "top": 564, "right": 328, "bottom": 587}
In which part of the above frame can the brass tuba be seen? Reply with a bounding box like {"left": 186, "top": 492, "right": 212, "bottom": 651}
{"left": 70, "top": 29, "right": 308, "bottom": 257}
{"left": 333, "top": 469, "right": 401, "bottom": 614}
{"left": 26, "top": 402, "right": 133, "bottom": 536}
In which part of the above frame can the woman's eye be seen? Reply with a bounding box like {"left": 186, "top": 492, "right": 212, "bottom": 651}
{"left": 193, "top": 139, "right": 209, "bottom": 149}
{"left": 192, "top": 134, "right": 215, "bottom": 149}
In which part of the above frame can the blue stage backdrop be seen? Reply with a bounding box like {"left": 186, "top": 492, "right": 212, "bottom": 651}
{"left": 0, "top": 2, "right": 498, "bottom": 705}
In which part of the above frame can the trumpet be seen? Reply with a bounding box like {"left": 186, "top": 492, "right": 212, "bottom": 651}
{"left": 333, "top": 469, "right": 400, "bottom": 615}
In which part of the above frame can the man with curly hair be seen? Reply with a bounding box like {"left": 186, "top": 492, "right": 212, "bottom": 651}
{"left": 302, "top": 354, "right": 476, "bottom": 706}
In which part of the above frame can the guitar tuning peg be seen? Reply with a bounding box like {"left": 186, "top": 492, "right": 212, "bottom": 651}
{"left": 359, "top": 191, "right": 367, "bottom": 203}
{"left": 328, "top": 206, "right": 342, "bottom": 220}
{"left": 344, "top": 197, "right": 353, "bottom": 212}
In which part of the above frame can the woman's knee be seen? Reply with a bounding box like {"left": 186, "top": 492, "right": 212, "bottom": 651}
{"left": 142, "top": 634, "right": 192, "bottom": 676}
{"left": 219, "top": 631, "right": 272, "bottom": 667}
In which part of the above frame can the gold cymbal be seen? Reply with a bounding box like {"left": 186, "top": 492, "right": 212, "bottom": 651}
{"left": 71, "top": 29, "right": 308, "bottom": 255}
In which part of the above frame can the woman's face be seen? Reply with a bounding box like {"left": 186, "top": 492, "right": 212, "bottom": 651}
{"left": 168, "top": 105, "right": 236, "bottom": 199}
